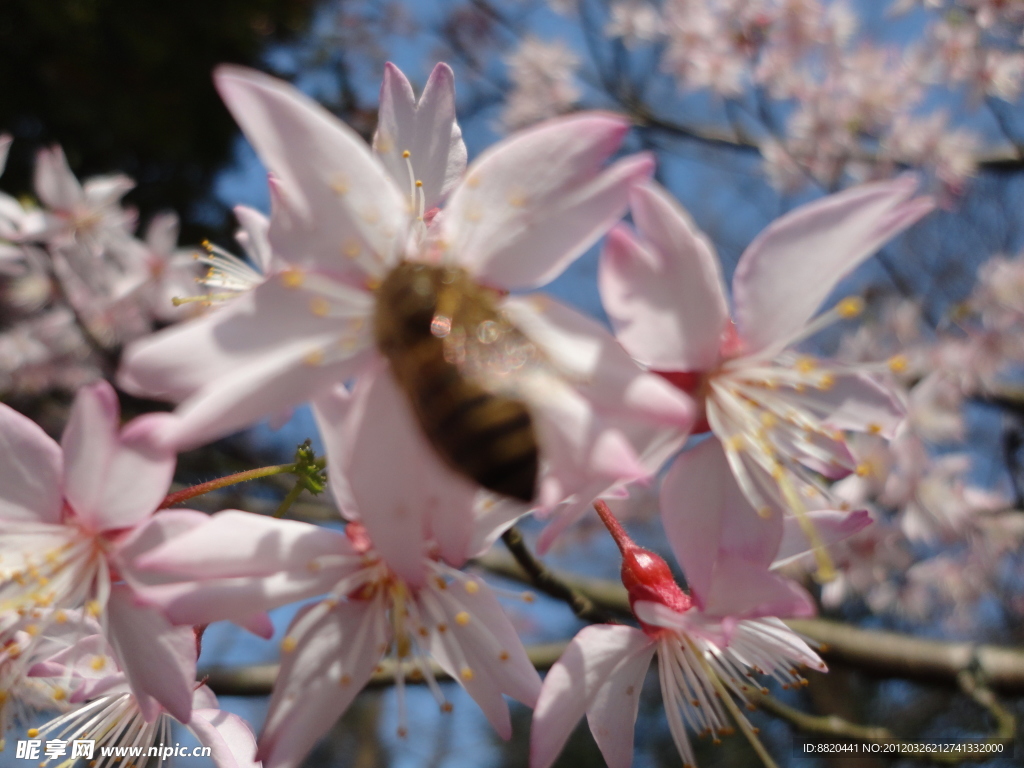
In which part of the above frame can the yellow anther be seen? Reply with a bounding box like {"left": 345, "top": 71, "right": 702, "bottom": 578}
{"left": 867, "top": 423, "right": 883, "bottom": 435}
{"left": 330, "top": 176, "right": 349, "bottom": 195}
{"left": 888, "top": 354, "right": 908, "bottom": 373}
{"left": 437, "top": 623, "right": 448, "bottom": 634}
{"left": 85, "top": 600, "right": 102, "bottom": 617}
{"left": 280, "top": 636, "right": 298, "bottom": 653}
{"left": 435, "top": 577, "right": 447, "bottom": 590}
{"left": 27, "top": 729, "right": 39, "bottom": 738}
{"left": 465, "top": 174, "right": 480, "bottom": 188}
{"left": 441, "top": 702, "right": 453, "bottom": 713}
{"left": 54, "top": 610, "right": 67, "bottom": 624}
{"left": 855, "top": 463, "right": 872, "bottom": 477}
{"left": 455, "top": 611, "right": 470, "bottom": 627}
{"left": 52, "top": 688, "right": 66, "bottom": 701}
{"left": 24, "top": 624, "right": 39, "bottom": 636}
{"left": 89, "top": 656, "right": 106, "bottom": 671}
{"left": 817, "top": 373, "right": 835, "bottom": 390}
{"left": 837, "top": 296, "right": 865, "bottom": 318}
{"left": 343, "top": 240, "right": 361, "bottom": 259}
{"left": 521, "top": 591, "right": 535, "bottom": 603}
{"left": 463, "top": 580, "right": 479, "bottom": 595}
{"left": 415, "top": 180, "right": 423, "bottom": 188}
{"left": 303, "top": 350, "right": 325, "bottom": 367}
{"left": 460, "top": 667, "right": 474, "bottom": 682}
{"left": 309, "top": 297, "right": 330, "bottom": 317}
{"left": 795, "top": 356, "right": 817, "bottom": 374}
{"left": 280, "top": 269, "right": 305, "bottom": 289}
{"left": 759, "top": 412, "right": 777, "bottom": 428}
{"left": 402, "top": 150, "right": 410, "bottom": 158}
{"left": 726, "top": 435, "right": 745, "bottom": 452}
{"left": 499, "top": 650, "right": 510, "bottom": 662}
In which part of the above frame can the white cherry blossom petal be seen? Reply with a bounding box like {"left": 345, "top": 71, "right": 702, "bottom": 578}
{"left": 214, "top": 65, "right": 408, "bottom": 278}
{"left": 733, "top": 176, "right": 934, "bottom": 355}
{"left": 118, "top": 277, "right": 372, "bottom": 403}
{"left": 502, "top": 294, "right": 695, "bottom": 428}
{"left": 601, "top": 181, "right": 729, "bottom": 370}
{"left": 0, "top": 401, "right": 63, "bottom": 524}
{"left": 531, "top": 624, "right": 654, "bottom": 768}
{"left": 773, "top": 508, "right": 873, "bottom": 568}
{"left": 60, "top": 381, "right": 176, "bottom": 531}
{"left": 374, "top": 62, "right": 467, "bottom": 209}
{"left": 444, "top": 113, "right": 653, "bottom": 289}
{"left": 188, "top": 708, "right": 261, "bottom": 768}
{"left": 106, "top": 585, "right": 196, "bottom": 724}
{"left": 258, "top": 599, "right": 388, "bottom": 768}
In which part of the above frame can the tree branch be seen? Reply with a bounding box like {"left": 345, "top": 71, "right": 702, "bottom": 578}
{"left": 475, "top": 550, "right": 1024, "bottom": 692}
{"left": 203, "top": 641, "right": 568, "bottom": 697}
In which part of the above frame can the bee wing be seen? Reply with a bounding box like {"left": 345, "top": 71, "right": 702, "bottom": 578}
{"left": 438, "top": 283, "right": 549, "bottom": 395}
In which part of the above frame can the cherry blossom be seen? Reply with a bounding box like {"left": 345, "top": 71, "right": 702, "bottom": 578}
{"left": 27, "top": 634, "right": 259, "bottom": 768}
{"left": 600, "top": 177, "right": 931, "bottom": 573}
{"left": 117, "top": 63, "right": 692, "bottom": 511}
{"left": 501, "top": 37, "right": 582, "bottom": 130}
{"left": 531, "top": 499, "right": 827, "bottom": 768}
{"left": 133, "top": 489, "right": 539, "bottom": 768}
{"left": 0, "top": 381, "right": 196, "bottom": 723}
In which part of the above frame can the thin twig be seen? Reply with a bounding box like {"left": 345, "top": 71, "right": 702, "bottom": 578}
{"left": 500, "top": 526, "right": 614, "bottom": 623}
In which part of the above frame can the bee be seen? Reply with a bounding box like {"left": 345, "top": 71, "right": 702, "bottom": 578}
{"left": 373, "top": 262, "right": 540, "bottom": 502}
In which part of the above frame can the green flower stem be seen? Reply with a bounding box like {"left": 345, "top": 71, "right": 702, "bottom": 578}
{"left": 273, "top": 481, "right": 307, "bottom": 519}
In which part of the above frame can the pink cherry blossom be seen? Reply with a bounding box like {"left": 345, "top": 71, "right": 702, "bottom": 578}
{"left": 0, "top": 381, "right": 196, "bottom": 723}
{"left": 501, "top": 37, "right": 581, "bottom": 130}
{"left": 27, "top": 634, "right": 258, "bottom": 768}
{"left": 133, "top": 506, "right": 539, "bottom": 768}
{"left": 117, "top": 63, "right": 691, "bottom": 512}
{"left": 32, "top": 145, "right": 137, "bottom": 259}
{"left": 600, "top": 177, "right": 931, "bottom": 572}
{"left": 531, "top": 500, "right": 827, "bottom": 768}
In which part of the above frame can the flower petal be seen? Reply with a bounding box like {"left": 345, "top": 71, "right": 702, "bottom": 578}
{"left": 601, "top": 182, "right": 729, "bottom": 370}
{"left": 258, "top": 599, "right": 388, "bottom": 768}
{"left": 214, "top": 65, "right": 407, "bottom": 278}
{"left": 114, "top": 508, "right": 211, "bottom": 587}
{"left": 0, "top": 402, "right": 63, "bottom": 524}
{"left": 531, "top": 624, "right": 654, "bottom": 768}
{"left": 233, "top": 205, "right": 273, "bottom": 273}
{"left": 733, "top": 176, "right": 934, "bottom": 354}
{"left": 137, "top": 510, "right": 354, "bottom": 579}
{"left": 661, "top": 438, "right": 783, "bottom": 609}
{"left": 34, "top": 146, "right": 83, "bottom": 211}
{"left": 118, "top": 276, "right": 372, "bottom": 403}
{"left": 431, "top": 567, "right": 541, "bottom": 707}
{"left": 444, "top": 112, "right": 652, "bottom": 289}
{"left": 133, "top": 512, "right": 356, "bottom": 626}
{"left": 502, "top": 295, "right": 695, "bottom": 428}
{"left": 189, "top": 708, "right": 260, "bottom": 768}
{"left": 153, "top": 334, "right": 373, "bottom": 452}
{"left": 61, "top": 381, "right": 176, "bottom": 531}
{"left": 106, "top": 585, "right": 197, "bottom": 724}
{"left": 374, "top": 62, "right": 467, "bottom": 209}
{"left": 773, "top": 508, "right": 873, "bottom": 568}
{"left": 326, "top": 364, "right": 472, "bottom": 583}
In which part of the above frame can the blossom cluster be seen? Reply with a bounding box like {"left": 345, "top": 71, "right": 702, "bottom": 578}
{"left": 0, "top": 133, "right": 277, "bottom": 401}
{"left": 0, "top": 56, "right": 979, "bottom": 768}
{"left": 534, "top": 0, "right": 1024, "bottom": 196}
